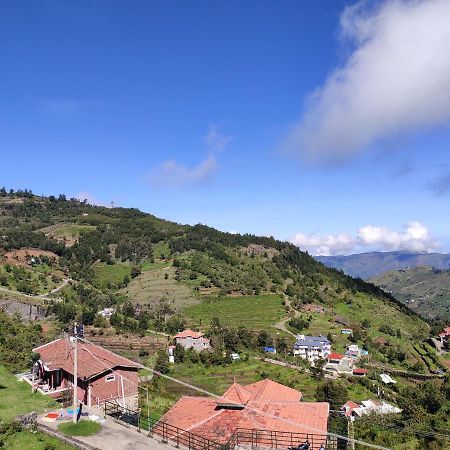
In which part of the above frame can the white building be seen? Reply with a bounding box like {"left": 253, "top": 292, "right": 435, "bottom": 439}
{"left": 293, "top": 335, "right": 331, "bottom": 363}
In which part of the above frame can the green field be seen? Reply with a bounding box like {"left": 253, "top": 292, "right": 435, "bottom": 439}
{"left": 123, "top": 266, "right": 197, "bottom": 309}
{"left": 92, "top": 262, "right": 131, "bottom": 286}
{"left": 52, "top": 223, "right": 96, "bottom": 239}
{"left": 184, "top": 294, "right": 286, "bottom": 330}
{"left": 0, "top": 365, "right": 57, "bottom": 421}
{"left": 141, "top": 260, "right": 171, "bottom": 271}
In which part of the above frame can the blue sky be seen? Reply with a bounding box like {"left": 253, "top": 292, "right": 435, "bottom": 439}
{"left": 1, "top": 0, "right": 449, "bottom": 254}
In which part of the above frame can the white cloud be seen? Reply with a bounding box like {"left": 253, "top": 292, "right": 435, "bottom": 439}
{"left": 149, "top": 155, "right": 217, "bottom": 188}
{"left": 149, "top": 125, "right": 231, "bottom": 188}
{"left": 291, "top": 221, "right": 438, "bottom": 255}
{"left": 290, "top": 232, "right": 355, "bottom": 256}
{"left": 286, "top": 0, "right": 450, "bottom": 162}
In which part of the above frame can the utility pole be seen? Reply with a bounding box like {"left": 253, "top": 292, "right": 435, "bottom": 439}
{"left": 72, "top": 324, "right": 78, "bottom": 424}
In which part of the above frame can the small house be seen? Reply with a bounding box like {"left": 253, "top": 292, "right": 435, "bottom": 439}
{"left": 30, "top": 338, "right": 140, "bottom": 407}
{"left": 174, "top": 329, "right": 211, "bottom": 352}
{"left": 352, "top": 368, "right": 368, "bottom": 377}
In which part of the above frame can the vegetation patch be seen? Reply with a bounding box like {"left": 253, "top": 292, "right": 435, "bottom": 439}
{"left": 57, "top": 420, "right": 101, "bottom": 436}
{"left": 0, "top": 423, "right": 75, "bottom": 450}
{"left": 0, "top": 365, "right": 58, "bottom": 421}
{"left": 92, "top": 261, "right": 132, "bottom": 288}
{"left": 184, "top": 294, "right": 286, "bottom": 330}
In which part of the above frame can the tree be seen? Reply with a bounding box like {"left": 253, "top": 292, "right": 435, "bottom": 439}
{"left": 257, "top": 330, "right": 272, "bottom": 348}
{"left": 316, "top": 380, "right": 348, "bottom": 410}
{"left": 154, "top": 349, "right": 169, "bottom": 374}
{"left": 174, "top": 344, "right": 185, "bottom": 363}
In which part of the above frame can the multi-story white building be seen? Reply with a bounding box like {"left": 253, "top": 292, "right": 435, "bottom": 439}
{"left": 293, "top": 335, "right": 331, "bottom": 363}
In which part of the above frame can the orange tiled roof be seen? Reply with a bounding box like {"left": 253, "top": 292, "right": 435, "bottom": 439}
{"left": 160, "top": 379, "right": 328, "bottom": 447}
{"left": 33, "top": 338, "right": 139, "bottom": 379}
{"left": 244, "top": 378, "right": 303, "bottom": 403}
{"left": 173, "top": 329, "right": 204, "bottom": 339}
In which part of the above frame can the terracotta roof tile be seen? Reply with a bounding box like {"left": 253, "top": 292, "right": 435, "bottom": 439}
{"left": 173, "top": 329, "right": 204, "bottom": 339}
{"left": 160, "top": 380, "right": 328, "bottom": 449}
{"left": 33, "top": 338, "right": 139, "bottom": 379}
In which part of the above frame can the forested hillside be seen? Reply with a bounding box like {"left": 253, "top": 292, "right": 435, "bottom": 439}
{"left": 4, "top": 189, "right": 450, "bottom": 450}
{"left": 0, "top": 188, "right": 432, "bottom": 374}
{"left": 370, "top": 267, "right": 450, "bottom": 321}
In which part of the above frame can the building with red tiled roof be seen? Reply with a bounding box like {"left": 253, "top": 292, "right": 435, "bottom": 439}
{"left": 352, "top": 368, "right": 368, "bottom": 377}
{"left": 160, "top": 379, "right": 329, "bottom": 449}
{"left": 173, "top": 329, "right": 211, "bottom": 351}
{"left": 33, "top": 338, "right": 140, "bottom": 407}
{"left": 327, "top": 353, "right": 344, "bottom": 364}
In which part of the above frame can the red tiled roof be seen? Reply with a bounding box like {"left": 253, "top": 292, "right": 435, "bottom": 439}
{"left": 160, "top": 380, "right": 328, "bottom": 448}
{"left": 341, "top": 401, "right": 360, "bottom": 417}
{"left": 219, "top": 383, "right": 253, "bottom": 405}
{"left": 244, "top": 378, "right": 303, "bottom": 403}
{"left": 353, "top": 368, "right": 368, "bottom": 375}
{"left": 328, "top": 353, "right": 344, "bottom": 360}
{"left": 33, "top": 338, "right": 139, "bottom": 379}
{"left": 173, "top": 329, "right": 204, "bottom": 339}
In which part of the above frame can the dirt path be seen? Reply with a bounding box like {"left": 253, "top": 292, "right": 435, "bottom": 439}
{"left": 39, "top": 278, "right": 72, "bottom": 298}
{"left": 0, "top": 278, "right": 70, "bottom": 303}
{"left": 274, "top": 295, "right": 299, "bottom": 337}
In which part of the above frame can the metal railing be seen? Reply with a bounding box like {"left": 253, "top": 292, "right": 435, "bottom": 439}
{"left": 104, "top": 401, "right": 341, "bottom": 450}
{"left": 228, "top": 428, "right": 337, "bottom": 450}
{"left": 104, "top": 400, "right": 226, "bottom": 450}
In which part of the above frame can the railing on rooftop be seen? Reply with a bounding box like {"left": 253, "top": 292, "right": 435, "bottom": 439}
{"left": 228, "top": 428, "right": 338, "bottom": 450}
{"left": 104, "top": 401, "right": 342, "bottom": 450}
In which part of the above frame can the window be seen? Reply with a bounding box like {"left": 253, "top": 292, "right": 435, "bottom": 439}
{"left": 105, "top": 374, "right": 115, "bottom": 382}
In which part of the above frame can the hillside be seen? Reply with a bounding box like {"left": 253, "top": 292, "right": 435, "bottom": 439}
{"left": 2, "top": 189, "right": 449, "bottom": 450}
{"left": 0, "top": 189, "right": 433, "bottom": 374}
{"left": 316, "top": 251, "right": 450, "bottom": 279}
{"left": 370, "top": 267, "right": 450, "bottom": 321}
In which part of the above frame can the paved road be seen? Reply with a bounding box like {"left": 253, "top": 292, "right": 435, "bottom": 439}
{"left": 38, "top": 408, "right": 185, "bottom": 450}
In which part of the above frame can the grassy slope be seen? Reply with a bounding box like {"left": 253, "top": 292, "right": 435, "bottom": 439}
{"left": 123, "top": 264, "right": 197, "bottom": 309}
{"left": 1, "top": 428, "right": 75, "bottom": 450}
{"left": 370, "top": 267, "right": 450, "bottom": 319}
{"left": 93, "top": 261, "right": 131, "bottom": 285}
{"left": 0, "top": 365, "right": 57, "bottom": 421}
{"left": 44, "top": 223, "right": 96, "bottom": 239}
{"left": 184, "top": 294, "right": 286, "bottom": 330}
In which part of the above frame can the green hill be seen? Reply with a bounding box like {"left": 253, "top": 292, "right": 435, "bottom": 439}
{"left": 0, "top": 190, "right": 431, "bottom": 372}
{"left": 370, "top": 266, "right": 450, "bottom": 321}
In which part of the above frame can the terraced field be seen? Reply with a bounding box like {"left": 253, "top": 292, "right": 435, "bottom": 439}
{"left": 122, "top": 264, "right": 198, "bottom": 310}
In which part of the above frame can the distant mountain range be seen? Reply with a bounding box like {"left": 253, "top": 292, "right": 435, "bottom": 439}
{"left": 316, "top": 251, "right": 450, "bottom": 279}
